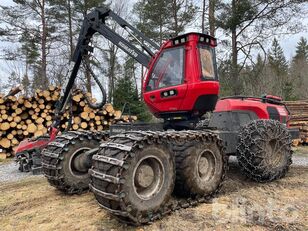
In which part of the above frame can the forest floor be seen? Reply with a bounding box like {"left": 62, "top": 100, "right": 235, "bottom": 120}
{"left": 0, "top": 148, "right": 307, "bottom": 231}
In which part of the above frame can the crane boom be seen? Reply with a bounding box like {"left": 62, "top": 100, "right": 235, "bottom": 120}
{"left": 55, "top": 7, "right": 159, "bottom": 123}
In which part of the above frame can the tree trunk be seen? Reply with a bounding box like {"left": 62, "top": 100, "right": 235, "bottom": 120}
{"left": 209, "top": 0, "right": 216, "bottom": 36}
{"left": 201, "top": 0, "right": 206, "bottom": 33}
{"left": 172, "top": 0, "right": 179, "bottom": 36}
{"left": 132, "top": 62, "right": 138, "bottom": 97}
{"left": 40, "top": 0, "right": 49, "bottom": 89}
{"left": 159, "top": 22, "right": 163, "bottom": 45}
{"left": 231, "top": 0, "right": 239, "bottom": 94}
{"left": 68, "top": 0, "right": 74, "bottom": 59}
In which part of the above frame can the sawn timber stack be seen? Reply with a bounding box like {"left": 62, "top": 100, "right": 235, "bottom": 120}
{"left": 285, "top": 100, "right": 308, "bottom": 146}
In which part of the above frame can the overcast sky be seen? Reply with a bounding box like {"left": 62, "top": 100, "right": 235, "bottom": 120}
{"left": 0, "top": 0, "right": 307, "bottom": 83}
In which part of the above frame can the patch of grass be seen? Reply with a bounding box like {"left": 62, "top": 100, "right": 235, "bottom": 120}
{"left": 292, "top": 146, "right": 308, "bottom": 156}
{"left": 0, "top": 158, "right": 13, "bottom": 164}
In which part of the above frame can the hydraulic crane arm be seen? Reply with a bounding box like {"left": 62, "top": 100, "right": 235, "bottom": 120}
{"left": 54, "top": 7, "right": 159, "bottom": 125}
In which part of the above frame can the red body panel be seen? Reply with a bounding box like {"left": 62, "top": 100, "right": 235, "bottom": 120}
{"left": 15, "top": 127, "right": 58, "bottom": 154}
{"left": 215, "top": 98, "right": 290, "bottom": 125}
{"left": 143, "top": 33, "right": 219, "bottom": 117}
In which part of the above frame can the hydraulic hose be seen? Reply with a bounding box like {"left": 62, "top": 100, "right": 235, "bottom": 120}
{"left": 82, "top": 58, "right": 107, "bottom": 109}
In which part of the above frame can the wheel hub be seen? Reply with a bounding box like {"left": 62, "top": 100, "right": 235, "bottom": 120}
{"left": 133, "top": 156, "right": 164, "bottom": 200}
{"left": 197, "top": 150, "right": 216, "bottom": 181}
{"left": 135, "top": 164, "right": 155, "bottom": 188}
{"left": 265, "top": 139, "right": 284, "bottom": 168}
{"left": 198, "top": 156, "right": 209, "bottom": 176}
{"left": 69, "top": 147, "right": 91, "bottom": 176}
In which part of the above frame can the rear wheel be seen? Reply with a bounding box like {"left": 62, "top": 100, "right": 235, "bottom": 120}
{"left": 174, "top": 133, "right": 227, "bottom": 197}
{"left": 16, "top": 152, "right": 31, "bottom": 172}
{"left": 237, "top": 119, "right": 292, "bottom": 182}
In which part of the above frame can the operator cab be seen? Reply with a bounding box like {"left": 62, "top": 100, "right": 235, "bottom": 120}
{"left": 143, "top": 33, "right": 219, "bottom": 128}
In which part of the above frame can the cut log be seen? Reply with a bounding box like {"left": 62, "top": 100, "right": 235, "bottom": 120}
{"left": 80, "top": 112, "right": 89, "bottom": 120}
{"left": 0, "top": 152, "right": 7, "bottom": 160}
{"left": 80, "top": 122, "right": 88, "bottom": 129}
{"left": 0, "top": 138, "right": 11, "bottom": 148}
{"left": 0, "top": 122, "right": 10, "bottom": 131}
{"left": 27, "top": 124, "right": 37, "bottom": 133}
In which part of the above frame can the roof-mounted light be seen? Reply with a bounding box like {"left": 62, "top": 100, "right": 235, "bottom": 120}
{"left": 172, "top": 35, "right": 187, "bottom": 46}
{"left": 199, "top": 35, "right": 217, "bottom": 47}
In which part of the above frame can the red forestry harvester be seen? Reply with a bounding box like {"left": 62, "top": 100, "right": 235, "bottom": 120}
{"left": 15, "top": 7, "right": 298, "bottom": 225}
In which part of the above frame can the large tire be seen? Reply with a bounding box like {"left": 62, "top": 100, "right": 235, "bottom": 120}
{"left": 173, "top": 132, "right": 227, "bottom": 197}
{"left": 237, "top": 119, "right": 292, "bottom": 182}
{"left": 42, "top": 131, "right": 108, "bottom": 194}
{"left": 90, "top": 133, "right": 175, "bottom": 225}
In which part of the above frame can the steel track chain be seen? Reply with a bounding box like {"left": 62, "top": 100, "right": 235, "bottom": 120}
{"left": 236, "top": 119, "right": 292, "bottom": 182}
{"left": 41, "top": 130, "right": 109, "bottom": 194}
{"left": 90, "top": 130, "right": 228, "bottom": 225}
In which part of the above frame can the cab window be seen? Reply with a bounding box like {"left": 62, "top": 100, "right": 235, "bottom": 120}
{"left": 199, "top": 47, "right": 215, "bottom": 79}
{"left": 146, "top": 47, "right": 184, "bottom": 91}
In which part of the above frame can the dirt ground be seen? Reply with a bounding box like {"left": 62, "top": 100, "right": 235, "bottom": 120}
{"left": 0, "top": 149, "right": 307, "bottom": 231}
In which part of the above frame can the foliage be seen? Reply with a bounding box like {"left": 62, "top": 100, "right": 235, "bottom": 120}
{"left": 134, "top": 0, "right": 197, "bottom": 44}
{"left": 0, "top": 0, "right": 307, "bottom": 117}
{"left": 290, "top": 37, "right": 308, "bottom": 99}
{"left": 113, "top": 57, "right": 152, "bottom": 122}
{"left": 215, "top": 0, "right": 306, "bottom": 95}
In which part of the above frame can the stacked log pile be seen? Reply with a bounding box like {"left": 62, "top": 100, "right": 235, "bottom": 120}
{"left": 285, "top": 100, "right": 308, "bottom": 146}
{"left": 0, "top": 86, "right": 136, "bottom": 159}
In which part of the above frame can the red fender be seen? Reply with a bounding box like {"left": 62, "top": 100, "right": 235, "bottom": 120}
{"left": 15, "top": 127, "right": 58, "bottom": 154}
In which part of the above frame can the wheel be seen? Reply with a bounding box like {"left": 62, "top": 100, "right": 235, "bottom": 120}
{"left": 173, "top": 132, "right": 226, "bottom": 197}
{"left": 42, "top": 131, "right": 108, "bottom": 194}
{"left": 124, "top": 145, "right": 174, "bottom": 212}
{"left": 16, "top": 152, "right": 32, "bottom": 172}
{"left": 237, "top": 119, "right": 292, "bottom": 182}
{"left": 90, "top": 133, "right": 175, "bottom": 224}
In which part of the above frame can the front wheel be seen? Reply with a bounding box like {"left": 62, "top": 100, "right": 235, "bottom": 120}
{"left": 237, "top": 119, "right": 292, "bottom": 182}
{"left": 90, "top": 133, "right": 175, "bottom": 225}
{"left": 42, "top": 131, "right": 108, "bottom": 194}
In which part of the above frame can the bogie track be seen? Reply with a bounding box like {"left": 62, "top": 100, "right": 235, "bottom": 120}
{"left": 90, "top": 130, "right": 227, "bottom": 225}
{"left": 41, "top": 131, "right": 109, "bottom": 194}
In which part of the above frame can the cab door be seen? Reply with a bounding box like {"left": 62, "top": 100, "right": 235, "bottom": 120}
{"left": 143, "top": 46, "right": 188, "bottom": 115}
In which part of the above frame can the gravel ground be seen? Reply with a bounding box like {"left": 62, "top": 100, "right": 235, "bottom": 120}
{"left": 228, "top": 155, "right": 308, "bottom": 166}
{"left": 292, "top": 155, "right": 308, "bottom": 166}
{"left": 0, "top": 154, "right": 307, "bottom": 183}
{"left": 0, "top": 161, "right": 43, "bottom": 183}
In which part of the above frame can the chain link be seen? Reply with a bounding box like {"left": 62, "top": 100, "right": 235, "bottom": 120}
{"left": 90, "top": 130, "right": 228, "bottom": 225}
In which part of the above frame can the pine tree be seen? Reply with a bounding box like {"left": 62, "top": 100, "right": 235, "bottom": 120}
{"left": 217, "top": 59, "right": 233, "bottom": 97}
{"left": 216, "top": 0, "right": 305, "bottom": 95}
{"left": 113, "top": 57, "right": 152, "bottom": 122}
{"left": 242, "top": 54, "right": 266, "bottom": 96}
{"left": 134, "top": 0, "right": 197, "bottom": 45}
{"left": 217, "top": 0, "right": 257, "bottom": 94}
{"left": 293, "top": 37, "right": 308, "bottom": 63}
{"left": 134, "top": 0, "right": 170, "bottom": 45}
{"left": 268, "top": 38, "right": 288, "bottom": 74}
{"left": 19, "top": 30, "right": 40, "bottom": 93}
{"left": 22, "top": 74, "right": 31, "bottom": 97}
{"left": 268, "top": 38, "right": 292, "bottom": 100}
{"left": 291, "top": 37, "right": 308, "bottom": 99}
{"left": 0, "top": 0, "right": 66, "bottom": 90}
{"left": 166, "top": 0, "right": 197, "bottom": 37}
